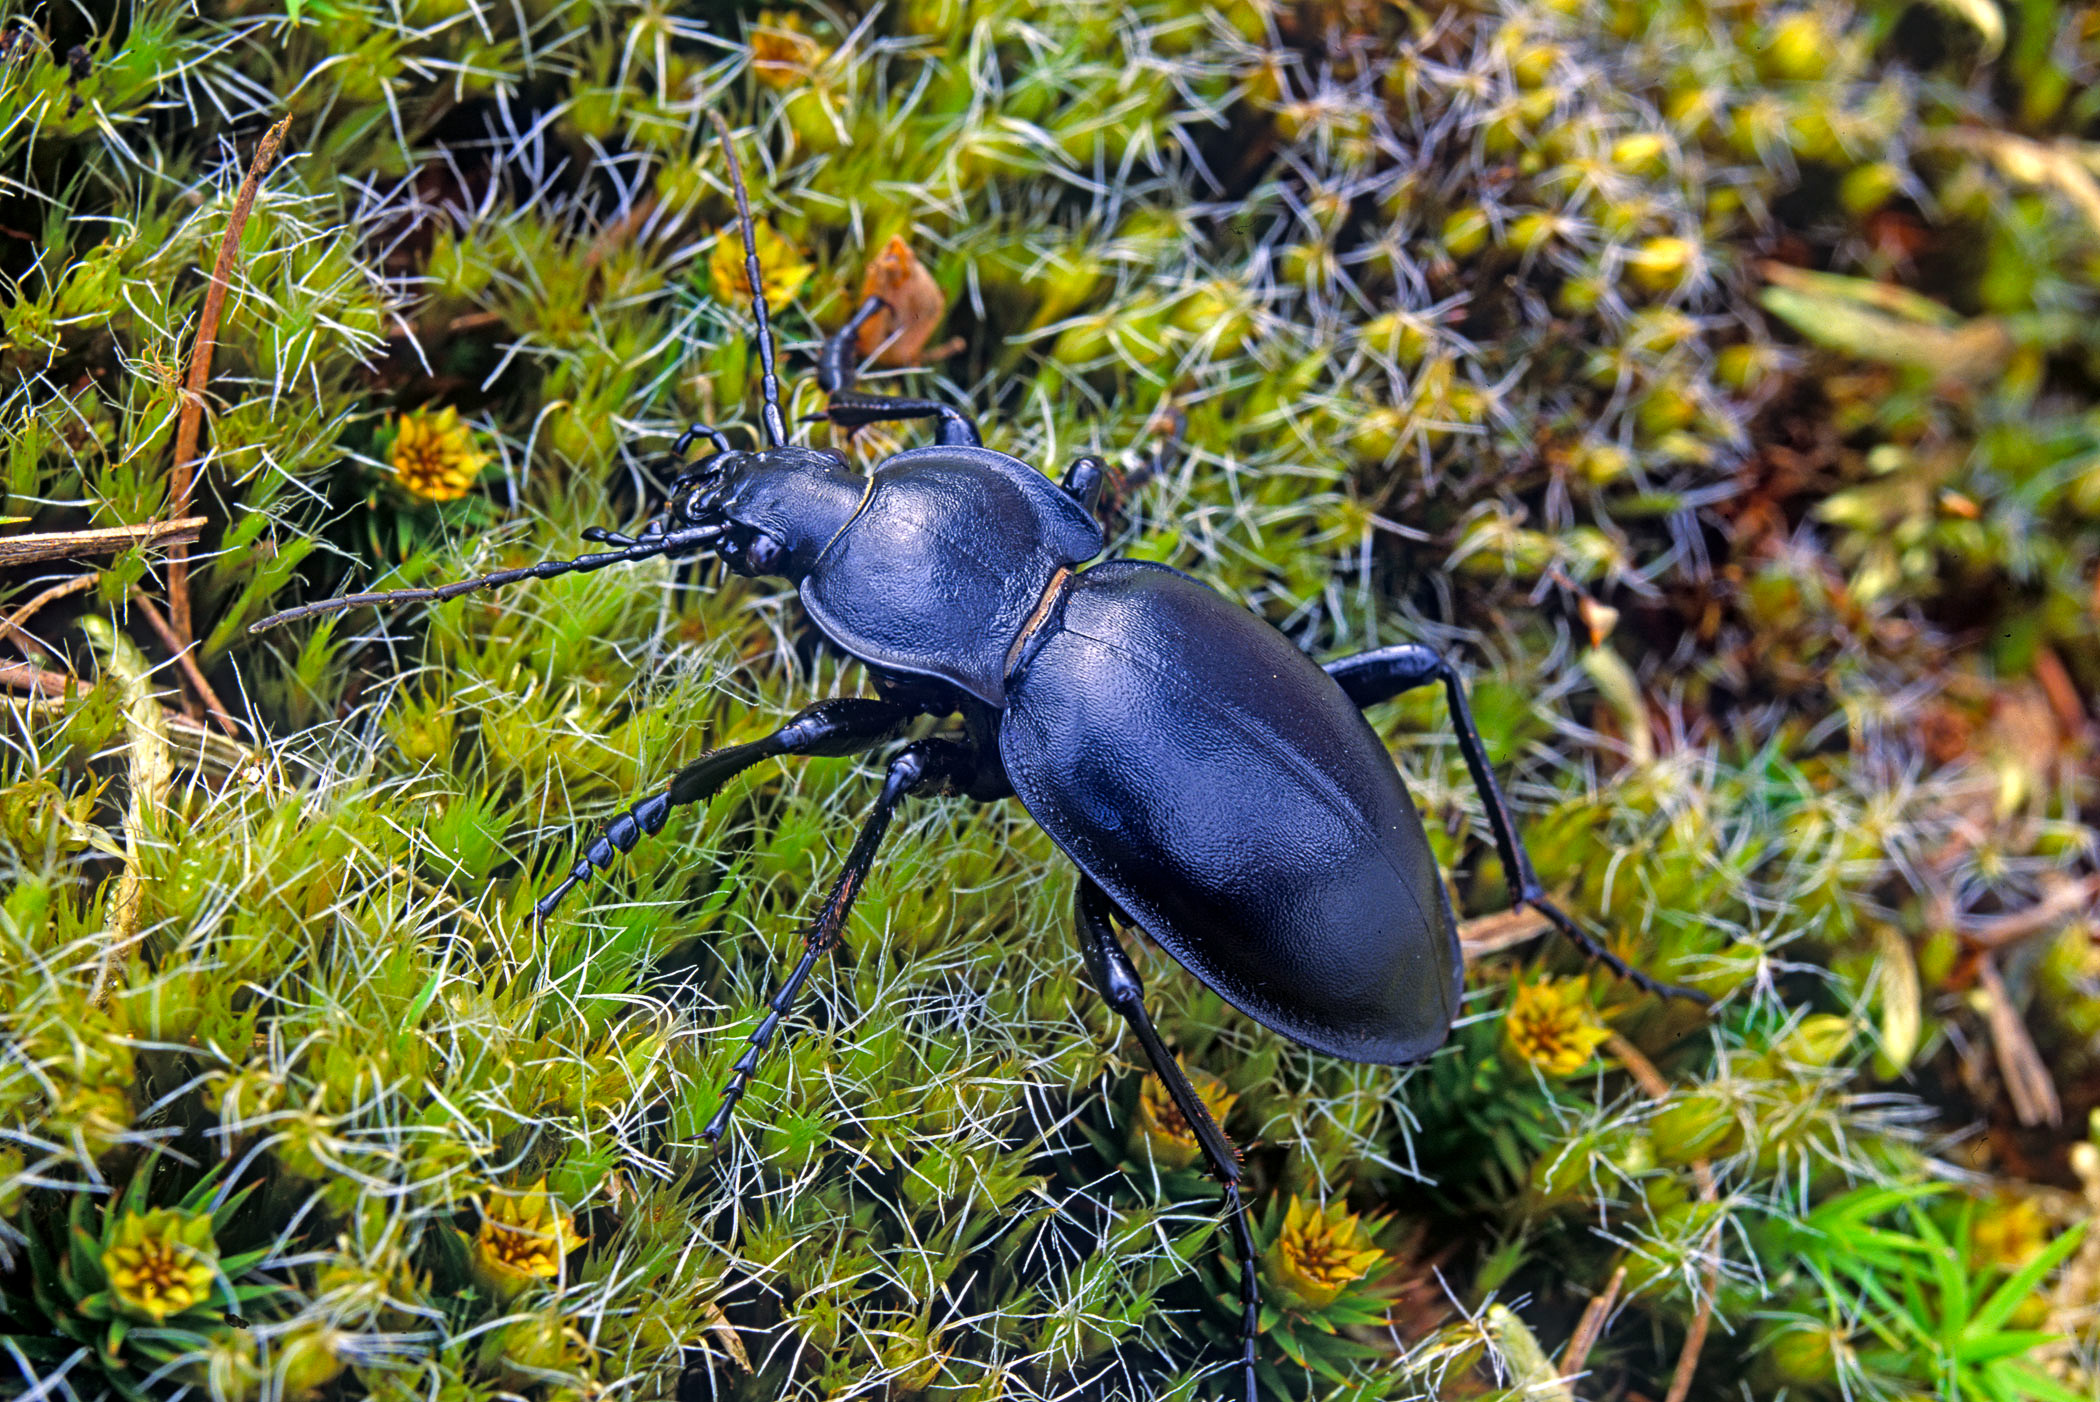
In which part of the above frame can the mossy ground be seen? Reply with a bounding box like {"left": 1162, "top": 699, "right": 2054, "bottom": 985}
{"left": 2, "top": 0, "right": 2098, "bottom": 1398}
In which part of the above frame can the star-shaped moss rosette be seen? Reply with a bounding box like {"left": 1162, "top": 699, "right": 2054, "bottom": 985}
{"left": 3, "top": 1163, "right": 278, "bottom": 1398}
{"left": 1132, "top": 1061, "right": 1239, "bottom": 1173}
{"left": 467, "top": 1178, "right": 585, "bottom": 1301}
{"left": 387, "top": 405, "right": 492, "bottom": 504}
{"left": 1245, "top": 1194, "right": 1405, "bottom": 1384}
{"left": 101, "top": 1207, "right": 218, "bottom": 1323}
{"left": 1502, "top": 974, "right": 1612, "bottom": 1078}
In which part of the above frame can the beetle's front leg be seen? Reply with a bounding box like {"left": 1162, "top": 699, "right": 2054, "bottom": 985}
{"left": 532, "top": 696, "right": 920, "bottom": 920}
{"left": 1075, "top": 879, "right": 1260, "bottom": 1402}
{"left": 703, "top": 738, "right": 976, "bottom": 1144}
{"left": 1323, "top": 644, "right": 1710, "bottom": 1007}
{"left": 812, "top": 294, "right": 982, "bottom": 447}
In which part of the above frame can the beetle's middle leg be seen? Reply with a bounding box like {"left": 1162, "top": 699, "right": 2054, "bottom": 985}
{"left": 703, "top": 737, "right": 976, "bottom": 1144}
{"left": 1075, "top": 879, "right": 1260, "bottom": 1402}
{"left": 1323, "top": 644, "right": 1710, "bottom": 1006}
{"left": 1056, "top": 410, "right": 1187, "bottom": 521}
{"left": 811, "top": 293, "right": 981, "bottom": 447}
{"left": 532, "top": 697, "right": 920, "bottom": 920}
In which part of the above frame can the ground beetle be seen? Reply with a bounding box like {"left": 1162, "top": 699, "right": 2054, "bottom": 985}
{"left": 253, "top": 118, "right": 1708, "bottom": 1399}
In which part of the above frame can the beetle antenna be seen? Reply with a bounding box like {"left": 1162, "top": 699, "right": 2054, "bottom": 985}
{"left": 710, "top": 113, "right": 787, "bottom": 449}
{"left": 246, "top": 524, "right": 726, "bottom": 634}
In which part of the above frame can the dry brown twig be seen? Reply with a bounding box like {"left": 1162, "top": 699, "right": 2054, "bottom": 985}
{"left": 3, "top": 571, "right": 241, "bottom": 736}
{"left": 167, "top": 114, "right": 291, "bottom": 646}
{"left": 1915, "top": 872, "right": 2089, "bottom": 1128}
{"left": 4, "top": 672, "right": 291, "bottom": 788}
{"left": 1558, "top": 1264, "right": 1627, "bottom": 1379}
{"left": 130, "top": 592, "right": 241, "bottom": 739}
{"left": 0, "top": 659, "right": 91, "bottom": 698}
{"left": 0, "top": 517, "right": 206, "bottom": 567}
{"left": 0, "top": 573, "right": 98, "bottom": 659}
{"left": 1459, "top": 905, "right": 1554, "bottom": 962}
{"left": 1959, "top": 873, "right": 2097, "bottom": 950}
{"left": 1977, "top": 954, "right": 2064, "bottom": 1128}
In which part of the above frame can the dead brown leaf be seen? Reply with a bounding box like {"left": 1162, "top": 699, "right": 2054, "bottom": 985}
{"left": 856, "top": 236, "right": 947, "bottom": 367}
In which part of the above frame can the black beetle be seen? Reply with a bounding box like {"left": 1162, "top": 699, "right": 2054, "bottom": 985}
{"left": 252, "top": 118, "right": 1707, "bottom": 1399}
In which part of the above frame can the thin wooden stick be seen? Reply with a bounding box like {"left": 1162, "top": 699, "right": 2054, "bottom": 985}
{"left": 0, "top": 573, "right": 98, "bottom": 659}
{"left": 1460, "top": 906, "right": 1553, "bottom": 962}
{"left": 1961, "top": 875, "right": 2097, "bottom": 950}
{"left": 131, "top": 592, "right": 241, "bottom": 739}
{"left": 167, "top": 115, "right": 291, "bottom": 646}
{"left": 1558, "top": 1264, "right": 1627, "bottom": 1377}
{"left": 1662, "top": 1283, "right": 1716, "bottom": 1402}
{"left": 0, "top": 517, "right": 206, "bottom": 567}
{"left": 1978, "top": 954, "right": 2063, "bottom": 1128}
{"left": 0, "top": 660, "right": 89, "bottom": 697}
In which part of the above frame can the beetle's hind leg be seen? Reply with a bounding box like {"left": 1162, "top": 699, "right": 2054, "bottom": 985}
{"left": 532, "top": 697, "right": 919, "bottom": 921}
{"left": 1075, "top": 880, "right": 1260, "bottom": 1402}
{"left": 811, "top": 293, "right": 981, "bottom": 447}
{"left": 1323, "top": 644, "right": 1711, "bottom": 1007}
{"left": 703, "top": 738, "right": 975, "bottom": 1143}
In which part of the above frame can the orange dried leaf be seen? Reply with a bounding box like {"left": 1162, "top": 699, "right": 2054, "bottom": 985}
{"left": 856, "top": 236, "right": 947, "bottom": 367}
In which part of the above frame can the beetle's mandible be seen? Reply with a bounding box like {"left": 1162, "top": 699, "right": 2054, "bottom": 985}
{"left": 251, "top": 115, "right": 1709, "bottom": 1399}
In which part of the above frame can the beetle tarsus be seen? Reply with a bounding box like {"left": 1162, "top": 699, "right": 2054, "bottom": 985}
{"left": 672, "top": 422, "right": 734, "bottom": 457}
{"left": 532, "top": 792, "right": 672, "bottom": 921}
{"left": 1527, "top": 893, "right": 1714, "bottom": 1007}
{"left": 1223, "top": 1178, "right": 1260, "bottom": 1402}
{"left": 702, "top": 739, "right": 972, "bottom": 1147}
{"left": 821, "top": 390, "right": 982, "bottom": 448}
{"left": 809, "top": 283, "right": 981, "bottom": 445}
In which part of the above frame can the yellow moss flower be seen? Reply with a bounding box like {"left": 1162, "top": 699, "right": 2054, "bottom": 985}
{"left": 472, "top": 1179, "right": 583, "bottom": 1299}
{"left": 1265, "top": 1196, "right": 1387, "bottom": 1310}
{"left": 1626, "top": 235, "right": 1698, "bottom": 293}
{"left": 391, "top": 406, "right": 490, "bottom": 503}
{"left": 708, "top": 221, "right": 813, "bottom": 311}
{"left": 102, "top": 1208, "right": 219, "bottom": 1323}
{"left": 1970, "top": 1194, "right": 2048, "bottom": 1272}
{"left": 1134, "top": 1063, "right": 1237, "bottom": 1171}
{"left": 749, "top": 10, "right": 829, "bottom": 89}
{"left": 1504, "top": 976, "right": 1611, "bottom": 1076}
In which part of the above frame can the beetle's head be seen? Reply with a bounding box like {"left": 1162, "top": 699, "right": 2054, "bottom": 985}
{"left": 657, "top": 443, "right": 863, "bottom": 580}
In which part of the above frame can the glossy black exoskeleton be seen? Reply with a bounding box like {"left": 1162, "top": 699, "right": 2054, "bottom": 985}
{"left": 251, "top": 117, "right": 1707, "bottom": 1400}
